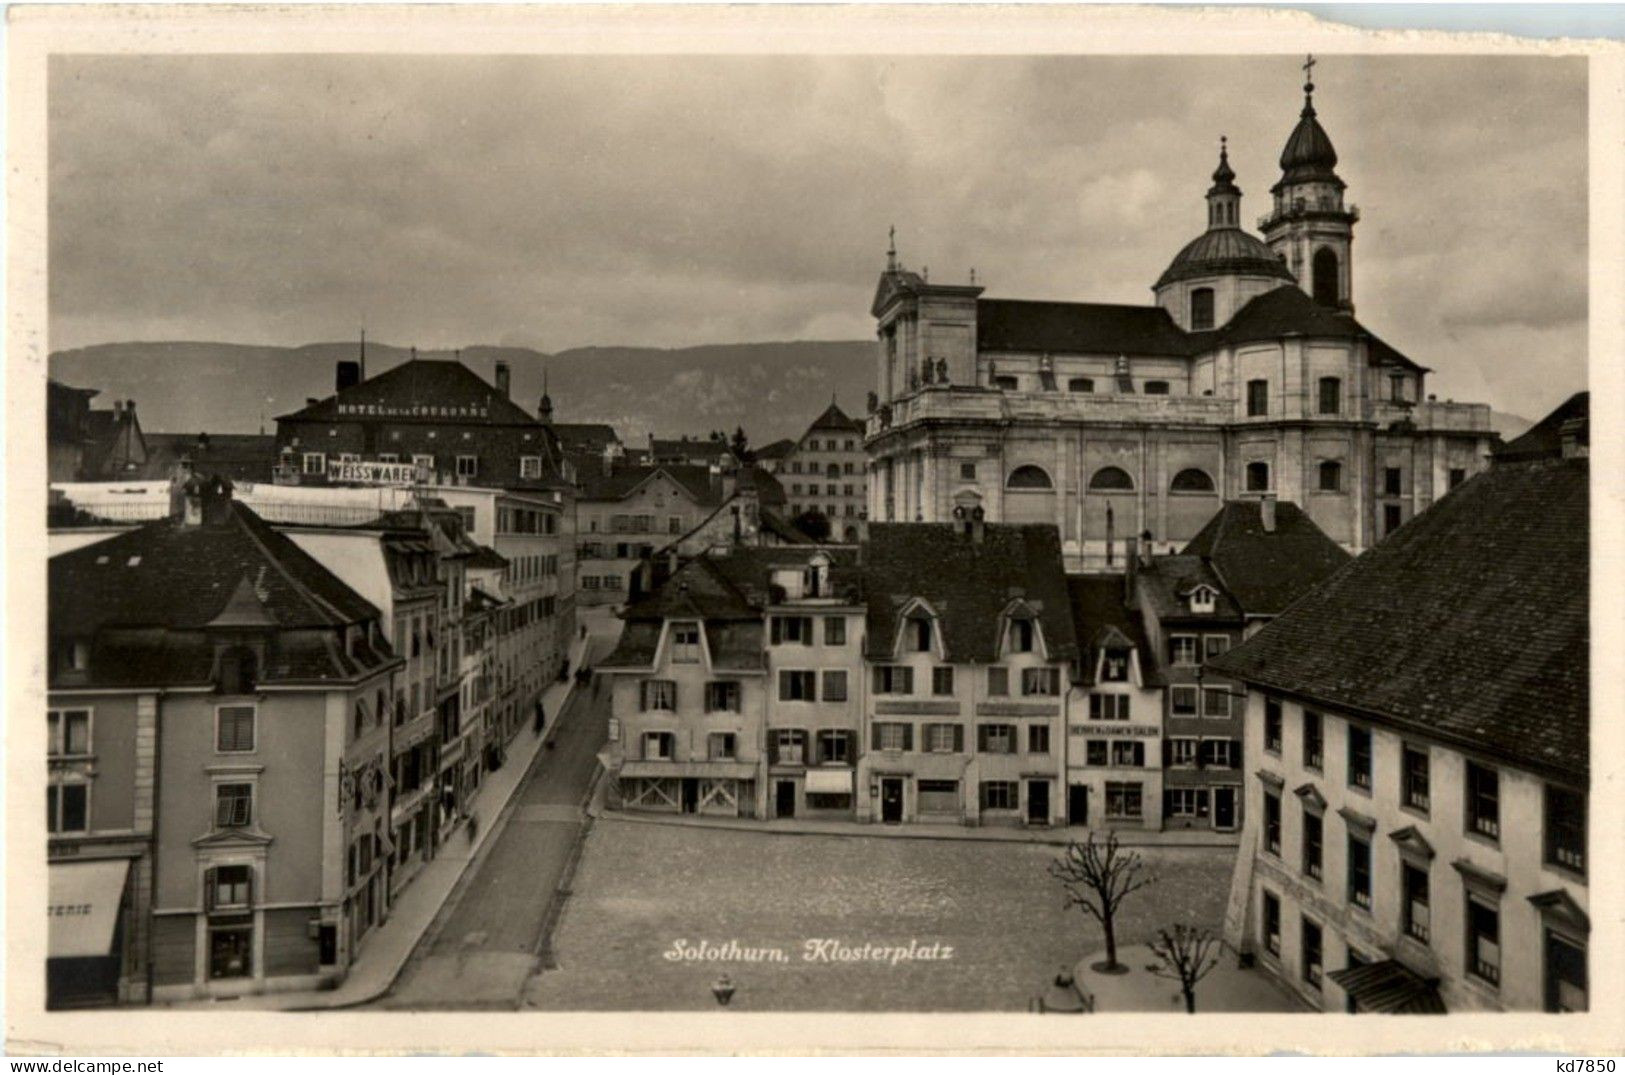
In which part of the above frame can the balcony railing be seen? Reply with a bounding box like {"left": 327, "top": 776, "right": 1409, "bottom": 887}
{"left": 868, "top": 385, "right": 1232, "bottom": 437}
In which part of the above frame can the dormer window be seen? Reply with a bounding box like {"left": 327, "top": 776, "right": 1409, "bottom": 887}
{"left": 1101, "top": 649, "right": 1130, "bottom": 682}
{"left": 1188, "top": 586, "right": 1218, "bottom": 614}
{"left": 1010, "top": 618, "right": 1035, "bottom": 654}
{"left": 909, "top": 616, "right": 933, "bottom": 653}
{"left": 218, "top": 645, "right": 258, "bottom": 695}
{"left": 670, "top": 622, "right": 702, "bottom": 663}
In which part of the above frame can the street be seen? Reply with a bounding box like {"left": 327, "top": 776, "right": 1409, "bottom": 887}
{"left": 379, "top": 630, "right": 613, "bottom": 1009}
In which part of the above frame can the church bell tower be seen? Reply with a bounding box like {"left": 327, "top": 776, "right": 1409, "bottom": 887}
{"left": 1260, "top": 56, "right": 1358, "bottom": 311}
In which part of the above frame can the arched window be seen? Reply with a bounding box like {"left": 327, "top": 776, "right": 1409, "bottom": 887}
{"left": 1007, "top": 465, "right": 1054, "bottom": 490}
{"left": 1088, "top": 466, "right": 1135, "bottom": 492}
{"left": 1318, "top": 460, "right": 1343, "bottom": 492}
{"left": 1170, "top": 468, "right": 1216, "bottom": 494}
{"left": 1312, "top": 247, "right": 1340, "bottom": 307}
{"left": 1190, "top": 288, "right": 1215, "bottom": 331}
{"left": 1246, "top": 462, "right": 1271, "bottom": 492}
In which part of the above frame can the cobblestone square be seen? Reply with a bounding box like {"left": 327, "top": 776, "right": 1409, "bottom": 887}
{"left": 523, "top": 819, "right": 1237, "bottom": 1011}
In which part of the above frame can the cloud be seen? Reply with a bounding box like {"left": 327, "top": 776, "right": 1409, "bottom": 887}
{"left": 48, "top": 53, "right": 1587, "bottom": 419}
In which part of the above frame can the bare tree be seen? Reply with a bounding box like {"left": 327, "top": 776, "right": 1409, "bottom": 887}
{"left": 1047, "top": 831, "right": 1154, "bottom": 972}
{"left": 1146, "top": 924, "right": 1222, "bottom": 1013}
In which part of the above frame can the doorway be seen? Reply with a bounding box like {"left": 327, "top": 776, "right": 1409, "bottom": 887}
{"left": 1068, "top": 784, "right": 1089, "bottom": 826}
{"left": 1214, "top": 787, "right": 1236, "bottom": 831}
{"left": 681, "top": 778, "right": 699, "bottom": 814}
{"left": 775, "top": 780, "right": 797, "bottom": 819}
{"left": 881, "top": 778, "right": 904, "bottom": 824}
{"left": 1026, "top": 780, "right": 1050, "bottom": 825}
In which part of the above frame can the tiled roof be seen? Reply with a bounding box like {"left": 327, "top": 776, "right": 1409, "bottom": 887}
{"left": 1181, "top": 500, "right": 1352, "bottom": 616}
{"left": 548, "top": 423, "right": 621, "bottom": 450}
{"left": 141, "top": 433, "right": 279, "bottom": 483}
{"left": 466, "top": 544, "right": 509, "bottom": 570}
{"left": 276, "top": 359, "right": 542, "bottom": 426}
{"left": 1066, "top": 574, "right": 1162, "bottom": 687}
{"left": 1495, "top": 391, "right": 1587, "bottom": 462}
{"left": 1201, "top": 286, "right": 1428, "bottom": 372}
{"left": 575, "top": 463, "right": 721, "bottom": 505}
{"left": 705, "top": 546, "right": 862, "bottom": 608}
{"left": 977, "top": 299, "right": 1195, "bottom": 357}
{"left": 753, "top": 438, "right": 795, "bottom": 461}
{"left": 50, "top": 493, "right": 394, "bottom": 688}
{"left": 1133, "top": 554, "right": 1245, "bottom": 625}
{"left": 808, "top": 401, "right": 863, "bottom": 433}
{"left": 1207, "top": 456, "right": 1588, "bottom": 780}
{"left": 862, "top": 523, "right": 1078, "bottom": 663}
{"left": 52, "top": 496, "right": 380, "bottom": 636}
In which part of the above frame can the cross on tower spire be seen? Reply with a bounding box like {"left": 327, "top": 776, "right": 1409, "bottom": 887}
{"left": 886, "top": 224, "right": 897, "bottom": 271}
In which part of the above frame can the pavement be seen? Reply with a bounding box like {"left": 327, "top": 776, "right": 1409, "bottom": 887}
{"left": 380, "top": 634, "right": 612, "bottom": 1009}
{"left": 160, "top": 609, "right": 615, "bottom": 1011}
{"left": 1071, "top": 942, "right": 1307, "bottom": 1013}
{"left": 595, "top": 798, "right": 1240, "bottom": 849}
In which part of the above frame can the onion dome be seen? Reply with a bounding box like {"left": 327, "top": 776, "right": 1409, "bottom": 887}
{"left": 1276, "top": 73, "right": 1341, "bottom": 188}
{"left": 1155, "top": 228, "right": 1294, "bottom": 289}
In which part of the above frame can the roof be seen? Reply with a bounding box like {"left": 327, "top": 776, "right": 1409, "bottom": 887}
{"left": 1155, "top": 227, "right": 1296, "bottom": 289}
{"left": 1066, "top": 575, "right": 1161, "bottom": 687}
{"left": 976, "top": 299, "right": 1194, "bottom": 357}
{"left": 1275, "top": 90, "right": 1343, "bottom": 189}
{"left": 574, "top": 463, "right": 721, "bottom": 505}
{"left": 140, "top": 433, "right": 279, "bottom": 483}
{"left": 808, "top": 401, "right": 863, "bottom": 434}
{"left": 863, "top": 523, "right": 1078, "bottom": 663}
{"left": 1133, "top": 554, "right": 1245, "bottom": 625}
{"left": 49, "top": 493, "right": 393, "bottom": 688}
{"left": 548, "top": 423, "right": 620, "bottom": 450}
{"left": 754, "top": 438, "right": 795, "bottom": 461}
{"left": 1181, "top": 500, "right": 1352, "bottom": 616}
{"left": 276, "top": 359, "right": 542, "bottom": 426}
{"left": 1327, "top": 961, "right": 1445, "bottom": 1015}
{"left": 1201, "top": 285, "right": 1428, "bottom": 372}
{"left": 466, "top": 544, "right": 509, "bottom": 570}
{"left": 1207, "top": 455, "right": 1588, "bottom": 781}
{"left": 650, "top": 436, "right": 734, "bottom": 462}
{"left": 1494, "top": 391, "right": 1588, "bottom": 462}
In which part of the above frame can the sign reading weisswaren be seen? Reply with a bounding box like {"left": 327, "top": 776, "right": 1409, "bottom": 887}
{"left": 330, "top": 460, "right": 430, "bottom": 485}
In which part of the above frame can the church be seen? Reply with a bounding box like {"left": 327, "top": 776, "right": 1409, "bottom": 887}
{"left": 864, "top": 61, "right": 1497, "bottom": 571}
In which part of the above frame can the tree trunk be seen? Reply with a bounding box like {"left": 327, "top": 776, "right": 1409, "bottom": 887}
{"left": 1182, "top": 986, "right": 1196, "bottom": 1014}
{"left": 1103, "top": 914, "right": 1118, "bottom": 968}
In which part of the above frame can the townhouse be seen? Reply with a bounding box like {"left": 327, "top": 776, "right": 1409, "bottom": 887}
{"left": 859, "top": 506, "right": 1076, "bottom": 826}
{"left": 48, "top": 476, "right": 401, "bottom": 1004}
{"left": 1063, "top": 575, "right": 1164, "bottom": 829}
{"left": 1213, "top": 403, "right": 1587, "bottom": 1012}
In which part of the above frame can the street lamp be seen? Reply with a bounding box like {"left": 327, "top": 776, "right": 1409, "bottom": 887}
{"left": 710, "top": 974, "right": 737, "bottom": 1007}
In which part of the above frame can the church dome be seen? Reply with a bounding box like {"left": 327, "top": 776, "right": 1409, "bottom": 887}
{"left": 1155, "top": 228, "right": 1294, "bottom": 289}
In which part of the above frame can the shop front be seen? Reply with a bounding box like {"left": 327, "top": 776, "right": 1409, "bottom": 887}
{"left": 46, "top": 857, "right": 133, "bottom": 1009}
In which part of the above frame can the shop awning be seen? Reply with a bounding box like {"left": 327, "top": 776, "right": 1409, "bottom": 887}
{"left": 1327, "top": 960, "right": 1446, "bottom": 1014}
{"left": 48, "top": 858, "right": 130, "bottom": 959}
{"left": 619, "top": 760, "right": 757, "bottom": 780}
{"left": 805, "top": 768, "right": 854, "bottom": 794}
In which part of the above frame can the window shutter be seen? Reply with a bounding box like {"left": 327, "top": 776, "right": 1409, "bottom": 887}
{"left": 245, "top": 867, "right": 254, "bottom": 907}
{"left": 976, "top": 725, "right": 987, "bottom": 752}
{"left": 1162, "top": 740, "right": 1173, "bottom": 767}
{"left": 1163, "top": 790, "right": 1174, "bottom": 816}
{"left": 871, "top": 724, "right": 882, "bottom": 751}
{"left": 902, "top": 724, "right": 914, "bottom": 751}
{"left": 639, "top": 681, "right": 648, "bottom": 711}
{"left": 668, "top": 683, "right": 677, "bottom": 710}
{"left": 204, "top": 868, "right": 217, "bottom": 912}
{"left": 953, "top": 725, "right": 965, "bottom": 752}
{"left": 872, "top": 667, "right": 884, "bottom": 693}
{"left": 771, "top": 618, "right": 782, "bottom": 645}
{"left": 802, "top": 619, "right": 813, "bottom": 646}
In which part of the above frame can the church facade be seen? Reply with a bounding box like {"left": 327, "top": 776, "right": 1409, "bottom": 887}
{"left": 864, "top": 66, "right": 1496, "bottom": 571}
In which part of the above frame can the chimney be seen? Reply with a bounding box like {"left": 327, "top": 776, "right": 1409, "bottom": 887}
{"left": 113, "top": 400, "right": 124, "bottom": 418}
{"left": 1260, "top": 494, "right": 1277, "bottom": 533}
{"left": 495, "top": 361, "right": 511, "bottom": 398}
{"left": 1105, "top": 504, "right": 1115, "bottom": 566}
{"left": 1125, "top": 533, "right": 1139, "bottom": 594}
{"left": 196, "top": 431, "right": 210, "bottom": 452}
{"left": 336, "top": 360, "right": 362, "bottom": 392}
{"left": 602, "top": 444, "right": 614, "bottom": 477}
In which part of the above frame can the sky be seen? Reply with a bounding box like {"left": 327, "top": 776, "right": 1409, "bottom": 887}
{"left": 48, "top": 53, "right": 1588, "bottom": 419}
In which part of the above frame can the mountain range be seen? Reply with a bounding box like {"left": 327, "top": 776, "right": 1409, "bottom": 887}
{"left": 48, "top": 339, "right": 1536, "bottom": 448}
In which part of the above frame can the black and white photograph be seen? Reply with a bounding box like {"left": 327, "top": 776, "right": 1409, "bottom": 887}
{"left": 8, "top": 3, "right": 1619, "bottom": 1058}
